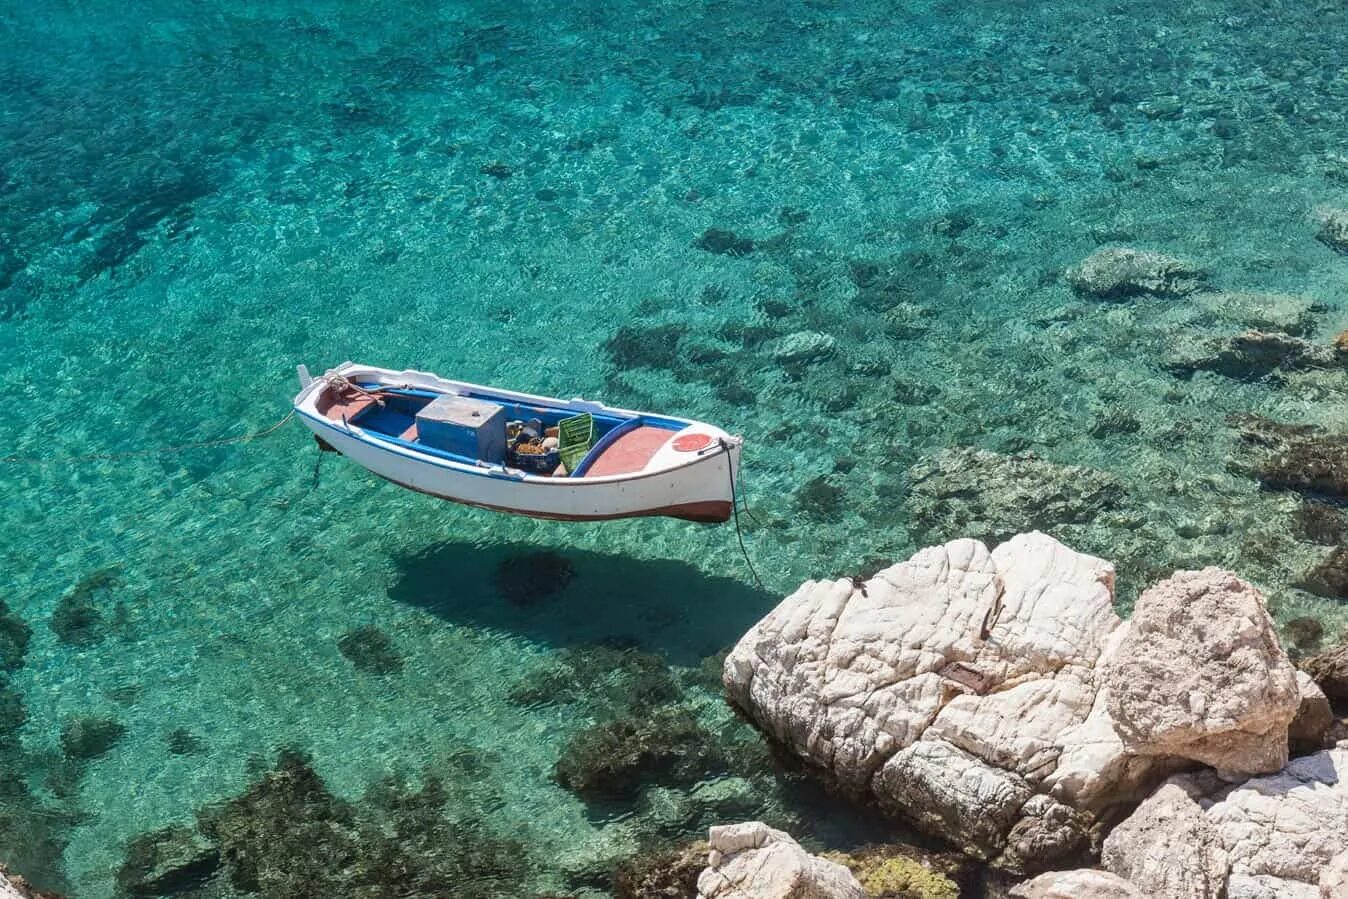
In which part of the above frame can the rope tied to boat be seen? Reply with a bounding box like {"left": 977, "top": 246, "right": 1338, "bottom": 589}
{"left": 0, "top": 410, "right": 296, "bottom": 466}
{"left": 719, "top": 437, "right": 765, "bottom": 592}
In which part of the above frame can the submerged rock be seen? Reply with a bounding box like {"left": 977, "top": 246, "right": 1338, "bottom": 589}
{"left": 694, "top": 229, "right": 756, "bottom": 257}
{"left": 612, "top": 841, "right": 707, "bottom": 899}
{"left": 1314, "top": 207, "right": 1348, "bottom": 254}
{"left": 165, "top": 728, "right": 206, "bottom": 757}
{"left": 59, "top": 716, "right": 127, "bottom": 760}
{"left": 770, "top": 330, "right": 837, "bottom": 365}
{"left": 1105, "top": 569, "right": 1300, "bottom": 775}
{"left": 1299, "top": 546, "right": 1348, "bottom": 600}
{"left": 0, "top": 601, "right": 31, "bottom": 672}
{"left": 1295, "top": 502, "right": 1347, "bottom": 546}
{"left": 1165, "top": 330, "right": 1338, "bottom": 380}
{"left": 905, "top": 448, "right": 1124, "bottom": 545}
{"left": 1191, "top": 292, "right": 1323, "bottom": 337}
{"left": 116, "top": 824, "right": 220, "bottom": 897}
{"left": 508, "top": 643, "right": 681, "bottom": 713}
{"left": 49, "top": 570, "right": 118, "bottom": 647}
{"left": 696, "top": 822, "right": 864, "bottom": 899}
{"left": 198, "top": 749, "right": 527, "bottom": 897}
{"left": 337, "top": 625, "right": 404, "bottom": 675}
{"left": 724, "top": 532, "right": 1162, "bottom": 868}
{"left": 603, "top": 323, "right": 689, "bottom": 371}
{"left": 553, "top": 707, "right": 730, "bottom": 801}
{"left": 1228, "top": 415, "right": 1348, "bottom": 499}
{"left": 1066, "top": 247, "right": 1203, "bottom": 299}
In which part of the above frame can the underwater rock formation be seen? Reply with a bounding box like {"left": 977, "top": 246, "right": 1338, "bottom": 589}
{"left": 1105, "top": 569, "right": 1300, "bottom": 775}
{"left": 553, "top": 706, "right": 731, "bottom": 801}
{"left": 1315, "top": 207, "right": 1348, "bottom": 254}
{"left": 770, "top": 331, "right": 837, "bottom": 365}
{"left": 1300, "top": 546, "right": 1348, "bottom": 600}
{"left": 1164, "top": 330, "right": 1339, "bottom": 380}
{"left": 336, "top": 624, "right": 404, "bottom": 675}
{"left": 1066, "top": 247, "right": 1203, "bottom": 299}
{"left": 165, "top": 727, "right": 206, "bottom": 756}
{"left": 694, "top": 229, "right": 756, "bottom": 257}
{"left": 508, "top": 642, "right": 681, "bottom": 713}
{"left": 49, "top": 570, "right": 118, "bottom": 647}
{"left": 0, "top": 602, "right": 31, "bottom": 673}
{"left": 695, "top": 822, "right": 864, "bottom": 899}
{"left": 905, "top": 448, "right": 1124, "bottom": 545}
{"left": 195, "top": 749, "right": 527, "bottom": 898}
{"left": 116, "top": 824, "right": 220, "bottom": 897}
{"left": 611, "top": 840, "right": 707, "bottom": 899}
{"left": 1189, "top": 292, "right": 1323, "bottom": 337}
{"left": 1228, "top": 415, "right": 1348, "bottom": 500}
{"left": 59, "top": 716, "right": 127, "bottom": 760}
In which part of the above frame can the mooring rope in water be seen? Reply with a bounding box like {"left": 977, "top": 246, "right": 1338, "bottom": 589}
{"left": 720, "top": 437, "right": 765, "bottom": 591}
{"left": 0, "top": 410, "right": 296, "bottom": 466}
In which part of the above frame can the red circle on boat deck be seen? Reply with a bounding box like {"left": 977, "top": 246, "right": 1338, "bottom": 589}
{"left": 673, "top": 433, "right": 714, "bottom": 452}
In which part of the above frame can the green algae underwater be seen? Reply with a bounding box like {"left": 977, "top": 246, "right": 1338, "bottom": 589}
{"left": 2, "top": 0, "right": 1348, "bottom": 895}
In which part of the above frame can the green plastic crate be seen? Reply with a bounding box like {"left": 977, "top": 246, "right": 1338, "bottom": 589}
{"left": 557, "top": 413, "right": 596, "bottom": 473}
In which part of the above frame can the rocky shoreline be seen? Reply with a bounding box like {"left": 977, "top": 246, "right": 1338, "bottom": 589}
{"left": 704, "top": 530, "right": 1347, "bottom": 898}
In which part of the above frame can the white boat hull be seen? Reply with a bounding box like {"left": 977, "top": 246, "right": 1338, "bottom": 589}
{"left": 293, "top": 364, "right": 742, "bottom": 523}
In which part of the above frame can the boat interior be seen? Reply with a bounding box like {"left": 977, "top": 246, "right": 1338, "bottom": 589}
{"left": 316, "top": 382, "right": 688, "bottom": 478}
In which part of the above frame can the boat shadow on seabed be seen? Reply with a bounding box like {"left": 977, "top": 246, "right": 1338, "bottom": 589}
{"left": 387, "top": 541, "right": 776, "bottom": 665}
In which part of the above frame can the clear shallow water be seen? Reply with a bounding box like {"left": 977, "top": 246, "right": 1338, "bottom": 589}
{"left": 2, "top": 0, "right": 1347, "bottom": 894}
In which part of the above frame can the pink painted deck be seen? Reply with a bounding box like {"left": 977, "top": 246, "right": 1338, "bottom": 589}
{"left": 582, "top": 426, "right": 673, "bottom": 477}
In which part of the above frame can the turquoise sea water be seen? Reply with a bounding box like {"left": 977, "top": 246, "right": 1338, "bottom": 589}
{"left": 2, "top": 0, "right": 1347, "bottom": 895}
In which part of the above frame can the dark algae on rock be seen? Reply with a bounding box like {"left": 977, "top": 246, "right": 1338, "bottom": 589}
{"left": 337, "top": 624, "right": 405, "bottom": 675}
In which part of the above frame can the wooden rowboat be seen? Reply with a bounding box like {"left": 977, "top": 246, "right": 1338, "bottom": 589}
{"left": 293, "top": 362, "right": 743, "bottom": 523}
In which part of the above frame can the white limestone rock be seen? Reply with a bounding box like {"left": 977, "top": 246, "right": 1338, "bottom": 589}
{"left": 1100, "top": 782, "right": 1228, "bottom": 899}
{"left": 1009, "top": 869, "right": 1143, "bottom": 899}
{"left": 1205, "top": 746, "right": 1348, "bottom": 888}
{"left": 1228, "top": 873, "right": 1321, "bottom": 899}
{"left": 696, "top": 822, "right": 864, "bottom": 899}
{"left": 1320, "top": 850, "right": 1348, "bottom": 898}
{"left": 1105, "top": 568, "right": 1300, "bottom": 775}
{"left": 725, "top": 532, "right": 1145, "bottom": 866}
{"left": 1290, "top": 670, "right": 1334, "bottom": 754}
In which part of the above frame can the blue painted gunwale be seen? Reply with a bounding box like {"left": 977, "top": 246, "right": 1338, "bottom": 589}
{"left": 296, "top": 387, "right": 698, "bottom": 485}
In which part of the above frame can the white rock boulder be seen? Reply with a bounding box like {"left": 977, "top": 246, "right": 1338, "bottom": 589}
{"left": 1320, "top": 850, "right": 1348, "bottom": 898}
{"left": 724, "top": 532, "right": 1161, "bottom": 867}
{"left": 1100, "top": 782, "right": 1227, "bottom": 899}
{"left": 696, "top": 822, "right": 864, "bottom": 899}
{"left": 1009, "top": 869, "right": 1143, "bottom": 899}
{"left": 1105, "top": 568, "right": 1300, "bottom": 775}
